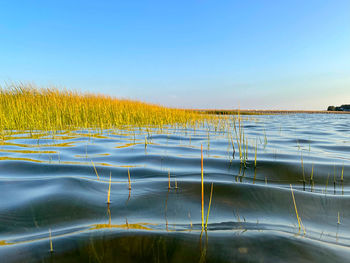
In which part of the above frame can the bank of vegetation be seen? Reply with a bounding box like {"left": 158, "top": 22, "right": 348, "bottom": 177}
{"left": 327, "top": 104, "right": 350, "bottom": 112}
{"left": 0, "top": 84, "right": 207, "bottom": 131}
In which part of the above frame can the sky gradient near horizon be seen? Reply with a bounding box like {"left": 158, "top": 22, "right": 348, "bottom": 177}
{"left": 0, "top": 0, "right": 349, "bottom": 110}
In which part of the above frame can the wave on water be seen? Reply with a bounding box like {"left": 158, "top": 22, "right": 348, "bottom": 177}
{"left": 0, "top": 114, "right": 350, "bottom": 262}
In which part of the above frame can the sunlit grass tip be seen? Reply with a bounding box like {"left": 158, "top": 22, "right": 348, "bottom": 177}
{"left": 49, "top": 228, "right": 53, "bottom": 252}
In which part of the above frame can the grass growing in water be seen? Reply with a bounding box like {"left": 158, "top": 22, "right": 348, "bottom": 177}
{"left": 107, "top": 172, "right": 112, "bottom": 204}
{"left": 300, "top": 153, "right": 306, "bottom": 189}
{"left": 201, "top": 144, "right": 204, "bottom": 230}
{"left": 0, "top": 84, "right": 207, "bottom": 131}
{"left": 341, "top": 165, "right": 344, "bottom": 182}
{"left": 310, "top": 164, "right": 314, "bottom": 191}
{"left": 49, "top": 228, "right": 53, "bottom": 252}
{"left": 91, "top": 161, "right": 100, "bottom": 180}
{"left": 290, "top": 184, "right": 306, "bottom": 234}
{"left": 205, "top": 182, "right": 214, "bottom": 230}
{"left": 168, "top": 171, "right": 171, "bottom": 190}
{"left": 128, "top": 168, "right": 131, "bottom": 190}
{"left": 254, "top": 139, "right": 257, "bottom": 168}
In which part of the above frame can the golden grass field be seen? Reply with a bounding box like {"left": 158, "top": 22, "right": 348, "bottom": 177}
{"left": 0, "top": 84, "right": 207, "bottom": 131}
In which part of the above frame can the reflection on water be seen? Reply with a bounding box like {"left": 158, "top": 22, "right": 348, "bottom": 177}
{"left": 0, "top": 114, "right": 350, "bottom": 262}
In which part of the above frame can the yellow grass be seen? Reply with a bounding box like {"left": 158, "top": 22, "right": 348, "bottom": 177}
{"left": 49, "top": 228, "right": 53, "bottom": 252}
{"left": 0, "top": 84, "right": 207, "bottom": 131}
{"left": 91, "top": 160, "right": 100, "bottom": 180}
{"left": 254, "top": 139, "right": 257, "bottom": 168}
{"left": 201, "top": 144, "right": 204, "bottom": 230}
{"left": 128, "top": 168, "right": 131, "bottom": 190}
{"left": 290, "top": 184, "right": 306, "bottom": 234}
{"left": 107, "top": 172, "right": 112, "bottom": 204}
{"left": 168, "top": 171, "right": 171, "bottom": 190}
{"left": 205, "top": 182, "right": 213, "bottom": 230}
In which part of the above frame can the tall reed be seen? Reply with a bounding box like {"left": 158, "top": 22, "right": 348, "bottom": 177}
{"left": 168, "top": 171, "right": 171, "bottom": 190}
{"left": 107, "top": 172, "right": 112, "bottom": 204}
{"left": 91, "top": 161, "right": 100, "bottom": 180}
{"left": 49, "top": 228, "right": 53, "bottom": 252}
{"left": 341, "top": 165, "right": 344, "bottom": 183}
{"left": 201, "top": 144, "right": 204, "bottom": 230}
{"left": 290, "top": 184, "right": 306, "bottom": 234}
{"left": 128, "top": 168, "right": 131, "bottom": 190}
{"left": 300, "top": 154, "right": 305, "bottom": 188}
{"left": 205, "top": 182, "right": 214, "bottom": 230}
{"left": 310, "top": 164, "right": 314, "bottom": 191}
{"left": 254, "top": 139, "right": 257, "bottom": 168}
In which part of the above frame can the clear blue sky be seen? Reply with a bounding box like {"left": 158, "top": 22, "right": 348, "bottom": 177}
{"left": 0, "top": 0, "right": 349, "bottom": 110}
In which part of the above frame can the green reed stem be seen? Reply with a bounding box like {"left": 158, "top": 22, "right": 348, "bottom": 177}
{"left": 254, "top": 139, "right": 257, "bottom": 168}
{"left": 128, "top": 168, "right": 131, "bottom": 190}
{"left": 107, "top": 172, "right": 112, "bottom": 204}
{"left": 91, "top": 160, "right": 99, "bottom": 180}
{"left": 201, "top": 144, "right": 204, "bottom": 230}
{"left": 205, "top": 182, "right": 214, "bottom": 230}
{"left": 49, "top": 228, "right": 53, "bottom": 252}
{"left": 290, "top": 184, "right": 301, "bottom": 232}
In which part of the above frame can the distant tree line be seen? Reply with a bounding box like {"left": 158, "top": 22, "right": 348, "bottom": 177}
{"left": 327, "top": 104, "right": 350, "bottom": 111}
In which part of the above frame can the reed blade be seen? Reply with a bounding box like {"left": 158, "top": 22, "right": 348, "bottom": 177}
{"left": 290, "top": 184, "right": 305, "bottom": 234}
{"left": 128, "top": 168, "right": 131, "bottom": 190}
{"left": 201, "top": 144, "right": 204, "bottom": 230}
{"left": 205, "top": 182, "right": 214, "bottom": 230}
{"left": 91, "top": 160, "right": 99, "bottom": 180}
{"left": 49, "top": 228, "right": 53, "bottom": 252}
{"left": 107, "top": 172, "right": 111, "bottom": 204}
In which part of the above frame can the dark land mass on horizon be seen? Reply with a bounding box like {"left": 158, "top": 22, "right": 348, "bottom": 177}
{"left": 327, "top": 104, "right": 350, "bottom": 112}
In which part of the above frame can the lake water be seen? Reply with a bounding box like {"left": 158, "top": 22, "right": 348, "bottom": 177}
{"left": 0, "top": 114, "right": 349, "bottom": 262}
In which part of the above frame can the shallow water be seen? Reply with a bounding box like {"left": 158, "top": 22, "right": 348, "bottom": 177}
{"left": 0, "top": 114, "right": 349, "bottom": 262}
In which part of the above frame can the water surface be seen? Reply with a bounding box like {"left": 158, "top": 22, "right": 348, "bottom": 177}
{"left": 0, "top": 114, "right": 349, "bottom": 262}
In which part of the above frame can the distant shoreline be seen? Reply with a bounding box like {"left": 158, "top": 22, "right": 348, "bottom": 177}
{"left": 193, "top": 109, "right": 350, "bottom": 115}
